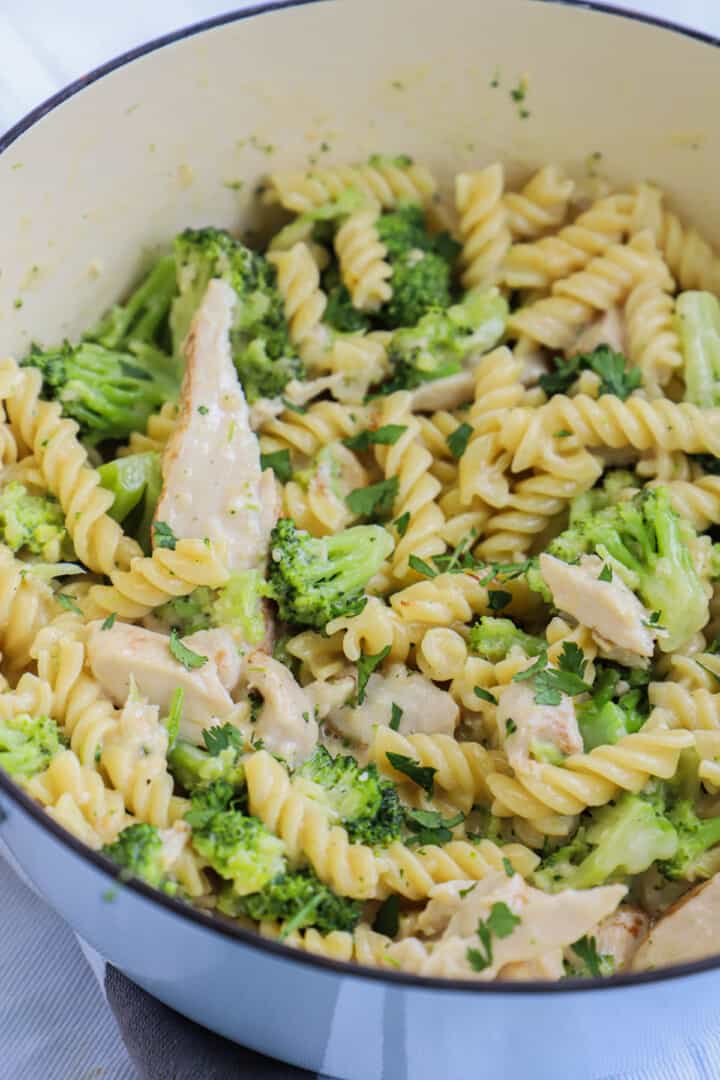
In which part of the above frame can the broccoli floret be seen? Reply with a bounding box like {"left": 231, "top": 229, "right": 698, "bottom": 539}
{"left": 533, "top": 488, "right": 709, "bottom": 652}
{"left": 322, "top": 263, "right": 371, "bottom": 333}
{"left": 296, "top": 746, "right": 403, "bottom": 847}
{"left": 169, "top": 725, "right": 246, "bottom": 796}
{"left": 533, "top": 792, "right": 678, "bottom": 892}
{"left": 102, "top": 822, "right": 177, "bottom": 894}
{"left": 576, "top": 667, "right": 647, "bottom": 752}
{"left": 267, "top": 518, "right": 394, "bottom": 629}
{"left": 217, "top": 867, "right": 361, "bottom": 933}
{"left": 97, "top": 452, "right": 162, "bottom": 554}
{"left": 372, "top": 203, "right": 460, "bottom": 329}
{"left": 659, "top": 799, "right": 720, "bottom": 881}
{"left": 22, "top": 340, "right": 180, "bottom": 444}
{"left": 271, "top": 188, "right": 367, "bottom": 253}
{"left": 676, "top": 291, "right": 720, "bottom": 407}
{"left": 382, "top": 289, "right": 507, "bottom": 392}
{"left": 155, "top": 570, "right": 270, "bottom": 644}
{"left": 0, "top": 482, "right": 70, "bottom": 560}
{"left": 171, "top": 227, "right": 303, "bottom": 402}
{"left": 185, "top": 780, "right": 285, "bottom": 896}
{"left": 0, "top": 712, "right": 64, "bottom": 781}
{"left": 539, "top": 345, "right": 641, "bottom": 400}
{"left": 569, "top": 470, "right": 637, "bottom": 525}
{"left": 85, "top": 254, "right": 177, "bottom": 352}
{"left": 468, "top": 616, "right": 545, "bottom": 662}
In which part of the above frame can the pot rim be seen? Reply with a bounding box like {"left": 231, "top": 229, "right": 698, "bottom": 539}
{"left": 1, "top": 0, "right": 719, "bottom": 995}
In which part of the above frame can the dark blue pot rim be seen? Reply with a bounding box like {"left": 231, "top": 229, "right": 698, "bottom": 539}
{"left": 1, "top": 0, "right": 718, "bottom": 994}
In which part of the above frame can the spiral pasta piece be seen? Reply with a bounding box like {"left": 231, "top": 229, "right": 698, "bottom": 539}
{"left": 3, "top": 361, "right": 141, "bottom": 575}
{"left": 487, "top": 730, "right": 693, "bottom": 822}
{"left": 371, "top": 728, "right": 505, "bottom": 812}
{"left": 649, "top": 683, "right": 720, "bottom": 731}
{"left": 267, "top": 242, "right": 328, "bottom": 360}
{"left": 624, "top": 281, "right": 682, "bottom": 397}
{"left": 416, "top": 628, "right": 469, "bottom": 682}
{"left": 659, "top": 476, "right": 720, "bottom": 533}
{"left": 658, "top": 210, "right": 720, "bottom": 294}
{"left": 285, "top": 630, "right": 347, "bottom": 682}
{"left": 508, "top": 232, "right": 672, "bottom": 349}
{"left": 503, "top": 165, "right": 575, "bottom": 240}
{"left": 456, "top": 164, "right": 511, "bottom": 290}
{"left": 32, "top": 620, "right": 119, "bottom": 767}
{"left": 85, "top": 539, "right": 229, "bottom": 621}
{"left": 259, "top": 399, "right": 362, "bottom": 457}
{"left": 258, "top": 920, "right": 355, "bottom": 961}
{"left": 502, "top": 191, "right": 635, "bottom": 289}
{"left": 27, "top": 749, "right": 129, "bottom": 847}
{"left": 263, "top": 160, "right": 437, "bottom": 213}
{"left": 310, "top": 331, "right": 390, "bottom": 403}
{"left": 326, "top": 597, "right": 419, "bottom": 664}
{"left": 499, "top": 395, "right": 720, "bottom": 473}
{"left": 390, "top": 571, "right": 489, "bottom": 626}
{"left": 245, "top": 750, "right": 378, "bottom": 899}
{"left": 335, "top": 208, "right": 393, "bottom": 313}
{"left": 0, "top": 545, "right": 58, "bottom": 677}
{"left": 377, "top": 839, "right": 539, "bottom": 901}
{"left": 372, "top": 392, "right": 446, "bottom": 582}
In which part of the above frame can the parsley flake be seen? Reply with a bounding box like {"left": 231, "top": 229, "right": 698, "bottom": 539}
{"left": 386, "top": 752, "right": 436, "bottom": 796}
{"left": 346, "top": 477, "right": 398, "bottom": 521}
{"left": 447, "top": 422, "right": 473, "bottom": 460}
{"left": 390, "top": 702, "right": 403, "bottom": 731}
{"left": 344, "top": 424, "right": 407, "bottom": 451}
{"left": 570, "top": 935, "right": 603, "bottom": 978}
{"left": 153, "top": 521, "right": 177, "bottom": 550}
{"left": 502, "top": 857, "right": 515, "bottom": 877}
{"left": 169, "top": 628, "right": 207, "bottom": 671}
{"left": 408, "top": 554, "right": 437, "bottom": 578}
{"left": 488, "top": 589, "right": 512, "bottom": 611}
{"left": 101, "top": 612, "right": 117, "bottom": 630}
{"left": 164, "top": 687, "right": 184, "bottom": 751}
{"left": 203, "top": 721, "right": 243, "bottom": 755}
{"left": 373, "top": 894, "right": 400, "bottom": 937}
{"left": 405, "top": 807, "right": 464, "bottom": 847}
{"left": 57, "top": 593, "right": 82, "bottom": 614}
{"left": 598, "top": 564, "right": 612, "bottom": 583}
{"left": 356, "top": 645, "right": 390, "bottom": 704}
{"left": 474, "top": 686, "right": 498, "bottom": 705}
{"left": 394, "top": 511, "right": 410, "bottom": 537}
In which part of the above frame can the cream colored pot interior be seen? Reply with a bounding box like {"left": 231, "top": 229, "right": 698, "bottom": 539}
{"left": 0, "top": 0, "right": 718, "bottom": 357}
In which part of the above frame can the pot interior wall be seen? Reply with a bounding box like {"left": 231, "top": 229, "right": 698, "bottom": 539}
{"left": 0, "top": 0, "right": 718, "bottom": 355}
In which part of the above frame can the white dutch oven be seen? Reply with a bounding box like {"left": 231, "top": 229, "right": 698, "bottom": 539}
{"left": 1, "top": 2, "right": 720, "bottom": 1077}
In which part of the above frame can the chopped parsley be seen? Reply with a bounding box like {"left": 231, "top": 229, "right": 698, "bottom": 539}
{"left": 446, "top": 422, "right": 473, "bottom": 460}
{"left": 373, "top": 894, "right": 400, "bottom": 938}
{"left": 203, "top": 722, "right": 243, "bottom": 755}
{"left": 169, "top": 628, "right": 207, "bottom": 671}
{"left": 488, "top": 589, "right": 512, "bottom": 612}
{"left": 408, "top": 554, "right": 437, "bottom": 579}
{"left": 57, "top": 593, "right": 82, "bottom": 614}
{"left": 405, "top": 808, "right": 464, "bottom": 847}
{"left": 512, "top": 642, "right": 592, "bottom": 706}
{"left": 467, "top": 901, "right": 521, "bottom": 971}
{"left": 164, "top": 687, "right": 184, "bottom": 751}
{"left": 153, "top": 521, "right": 177, "bottom": 551}
{"left": 356, "top": 645, "right": 391, "bottom": 704}
{"left": 390, "top": 702, "right": 403, "bottom": 731}
{"left": 539, "top": 346, "right": 641, "bottom": 401}
{"left": 346, "top": 477, "right": 398, "bottom": 521}
{"left": 385, "top": 752, "right": 436, "bottom": 796}
{"left": 394, "top": 511, "right": 410, "bottom": 537}
{"left": 598, "top": 564, "right": 613, "bottom": 583}
{"left": 502, "top": 857, "right": 515, "bottom": 877}
{"left": 101, "top": 612, "right": 117, "bottom": 630}
{"left": 343, "top": 424, "right": 407, "bottom": 451}
{"left": 474, "top": 686, "right": 497, "bottom": 705}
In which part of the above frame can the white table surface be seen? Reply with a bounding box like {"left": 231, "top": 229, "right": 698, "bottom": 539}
{"left": 1, "top": 2, "right": 720, "bottom": 1078}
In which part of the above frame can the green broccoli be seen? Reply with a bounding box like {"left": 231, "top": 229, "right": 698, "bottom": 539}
{"left": 0, "top": 712, "right": 64, "bottom": 781}
{"left": 169, "top": 724, "right": 246, "bottom": 796}
{"left": 382, "top": 289, "right": 507, "bottom": 392}
{"left": 532, "top": 488, "right": 709, "bottom": 652}
{"left": 676, "top": 291, "right": 720, "bottom": 407}
{"left": 468, "top": 616, "right": 545, "bottom": 663}
{"left": 85, "top": 254, "right": 177, "bottom": 353}
{"left": 102, "top": 822, "right": 177, "bottom": 895}
{"left": 217, "top": 868, "right": 362, "bottom": 933}
{"left": 576, "top": 667, "right": 648, "bottom": 752}
{"left": 170, "top": 227, "right": 303, "bottom": 402}
{"left": 569, "top": 470, "right": 637, "bottom": 526}
{"left": 271, "top": 188, "right": 367, "bottom": 254}
{"left": 659, "top": 798, "right": 720, "bottom": 881}
{"left": 155, "top": 570, "right": 270, "bottom": 644}
{"left": 539, "top": 345, "right": 641, "bottom": 400}
{"left": 296, "top": 746, "right": 403, "bottom": 847}
{"left": 373, "top": 203, "right": 459, "bottom": 329}
{"left": 321, "top": 263, "right": 370, "bottom": 333}
{"left": 97, "top": 452, "right": 162, "bottom": 554}
{"left": 533, "top": 792, "right": 678, "bottom": 893}
{"left": 22, "top": 340, "right": 180, "bottom": 443}
{"left": 0, "top": 482, "right": 70, "bottom": 560}
{"left": 267, "top": 517, "right": 394, "bottom": 629}
{"left": 185, "top": 780, "right": 285, "bottom": 895}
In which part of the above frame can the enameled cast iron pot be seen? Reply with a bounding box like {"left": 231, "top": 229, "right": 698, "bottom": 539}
{"left": 1, "top": 3, "right": 719, "bottom": 1076}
